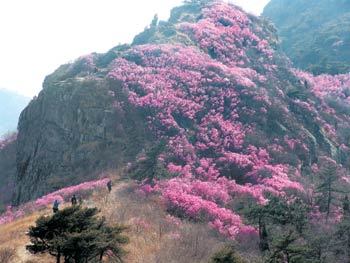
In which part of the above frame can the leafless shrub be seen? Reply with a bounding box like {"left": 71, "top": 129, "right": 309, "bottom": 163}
{"left": 0, "top": 247, "right": 16, "bottom": 263}
{"left": 154, "top": 223, "right": 225, "bottom": 263}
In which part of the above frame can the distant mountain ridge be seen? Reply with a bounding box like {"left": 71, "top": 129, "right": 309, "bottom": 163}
{"left": 263, "top": 0, "right": 350, "bottom": 75}
{"left": 0, "top": 89, "right": 29, "bottom": 136}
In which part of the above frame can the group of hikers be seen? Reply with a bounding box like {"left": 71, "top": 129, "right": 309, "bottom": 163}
{"left": 52, "top": 179, "right": 113, "bottom": 213}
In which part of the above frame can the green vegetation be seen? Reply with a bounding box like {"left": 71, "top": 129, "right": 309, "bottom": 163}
{"left": 263, "top": 0, "right": 350, "bottom": 75}
{"left": 316, "top": 159, "right": 342, "bottom": 219}
{"left": 129, "top": 140, "right": 172, "bottom": 181}
{"left": 26, "top": 206, "right": 128, "bottom": 263}
{"left": 209, "top": 246, "right": 246, "bottom": 263}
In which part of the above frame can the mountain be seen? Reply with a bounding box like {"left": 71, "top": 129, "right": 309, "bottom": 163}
{"left": 0, "top": 134, "right": 16, "bottom": 210}
{"left": 5, "top": 0, "right": 350, "bottom": 241}
{"left": 0, "top": 89, "right": 29, "bottom": 136}
{"left": 263, "top": 0, "right": 350, "bottom": 75}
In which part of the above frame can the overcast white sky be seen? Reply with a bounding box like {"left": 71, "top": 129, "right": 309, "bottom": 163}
{"left": 0, "top": 0, "right": 269, "bottom": 97}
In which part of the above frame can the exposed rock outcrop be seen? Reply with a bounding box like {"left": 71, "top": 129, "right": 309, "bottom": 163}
{"left": 0, "top": 139, "right": 16, "bottom": 208}
{"left": 14, "top": 74, "right": 152, "bottom": 203}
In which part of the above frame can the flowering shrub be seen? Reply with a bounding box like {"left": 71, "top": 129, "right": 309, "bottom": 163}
{"left": 293, "top": 69, "right": 350, "bottom": 145}
{"left": 0, "top": 178, "right": 110, "bottom": 225}
{"left": 106, "top": 1, "right": 307, "bottom": 239}
{"left": 10, "top": 0, "right": 348, "bottom": 241}
{"left": 34, "top": 178, "right": 110, "bottom": 207}
{"left": 179, "top": 2, "right": 274, "bottom": 68}
{"left": 0, "top": 206, "right": 24, "bottom": 225}
{"left": 161, "top": 178, "right": 256, "bottom": 238}
{"left": 294, "top": 70, "right": 350, "bottom": 101}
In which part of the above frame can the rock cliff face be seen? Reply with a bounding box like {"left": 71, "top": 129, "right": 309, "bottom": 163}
{"left": 11, "top": 0, "right": 350, "bottom": 214}
{"left": 263, "top": 0, "right": 350, "bottom": 75}
{"left": 0, "top": 137, "right": 16, "bottom": 209}
{"left": 14, "top": 71, "right": 152, "bottom": 203}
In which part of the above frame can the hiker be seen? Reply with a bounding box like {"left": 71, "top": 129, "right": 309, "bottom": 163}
{"left": 78, "top": 196, "right": 83, "bottom": 205}
{"left": 71, "top": 194, "right": 77, "bottom": 206}
{"left": 53, "top": 200, "right": 60, "bottom": 213}
{"left": 107, "top": 180, "right": 112, "bottom": 193}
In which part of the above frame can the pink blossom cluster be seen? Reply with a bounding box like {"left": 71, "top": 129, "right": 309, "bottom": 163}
{"left": 35, "top": 178, "right": 110, "bottom": 207}
{"left": 294, "top": 70, "right": 350, "bottom": 110}
{"left": 137, "top": 183, "right": 158, "bottom": 197}
{"left": 161, "top": 178, "right": 256, "bottom": 238}
{"left": 0, "top": 178, "right": 110, "bottom": 225}
{"left": 0, "top": 206, "right": 24, "bottom": 225}
{"left": 106, "top": 2, "right": 305, "bottom": 239}
{"left": 292, "top": 69, "right": 350, "bottom": 146}
{"left": 108, "top": 44, "right": 293, "bottom": 187}
{"left": 108, "top": 8, "right": 303, "bottom": 238}
{"left": 284, "top": 136, "right": 302, "bottom": 151}
{"left": 178, "top": 2, "right": 274, "bottom": 68}
{"left": 294, "top": 70, "right": 350, "bottom": 101}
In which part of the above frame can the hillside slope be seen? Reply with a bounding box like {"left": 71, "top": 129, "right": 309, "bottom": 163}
{"left": 1, "top": 177, "right": 231, "bottom": 263}
{"left": 8, "top": 0, "right": 350, "bottom": 240}
{"left": 263, "top": 0, "right": 350, "bottom": 75}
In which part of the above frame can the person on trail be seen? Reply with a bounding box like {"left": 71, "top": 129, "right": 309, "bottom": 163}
{"left": 53, "top": 200, "right": 60, "bottom": 213}
{"left": 71, "top": 194, "right": 77, "bottom": 206}
{"left": 107, "top": 180, "right": 112, "bottom": 193}
{"left": 78, "top": 196, "right": 83, "bottom": 205}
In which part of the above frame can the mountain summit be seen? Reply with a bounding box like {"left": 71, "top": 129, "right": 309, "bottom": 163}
{"left": 8, "top": 0, "right": 350, "bottom": 238}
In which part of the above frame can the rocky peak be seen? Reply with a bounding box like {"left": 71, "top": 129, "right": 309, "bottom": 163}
{"left": 9, "top": 1, "right": 350, "bottom": 237}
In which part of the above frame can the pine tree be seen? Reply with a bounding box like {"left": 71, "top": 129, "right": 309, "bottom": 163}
{"left": 267, "top": 231, "right": 313, "bottom": 263}
{"left": 244, "top": 196, "right": 308, "bottom": 253}
{"left": 333, "top": 195, "right": 350, "bottom": 263}
{"left": 316, "top": 160, "right": 341, "bottom": 220}
{"left": 26, "top": 206, "right": 128, "bottom": 263}
{"left": 343, "top": 195, "right": 350, "bottom": 217}
{"left": 244, "top": 203, "right": 269, "bottom": 252}
{"left": 209, "top": 246, "right": 246, "bottom": 263}
{"left": 150, "top": 14, "right": 158, "bottom": 28}
{"left": 286, "top": 198, "right": 308, "bottom": 234}
{"left": 130, "top": 140, "right": 170, "bottom": 181}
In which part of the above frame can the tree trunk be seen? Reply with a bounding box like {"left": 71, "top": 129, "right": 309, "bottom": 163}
{"left": 286, "top": 252, "right": 290, "bottom": 263}
{"left": 194, "top": 233, "right": 199, "bottom": 256}
{"left": 326, "top": 185, "right": 332, "bottom": 221}
{"left": 56, "top": 253, "right": 61, "bottom": 263}
{"left": 259, "top": 223, "right": 269, "bottom": 252}
{"left": 258, "top": 217, "right": 262, "bottom": 239}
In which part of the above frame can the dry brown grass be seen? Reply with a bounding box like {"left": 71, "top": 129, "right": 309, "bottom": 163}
{"left": 0, "top": 247, "right": 16, "bottom": 263}
{"left": 0, "top": 174, "right": 232, "bottom": 262}
{"left": 0, "top": 211, "right": 54, "bottom": 262}
{"left": 92, "top": 178, "right": 227, "bottom": 263}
